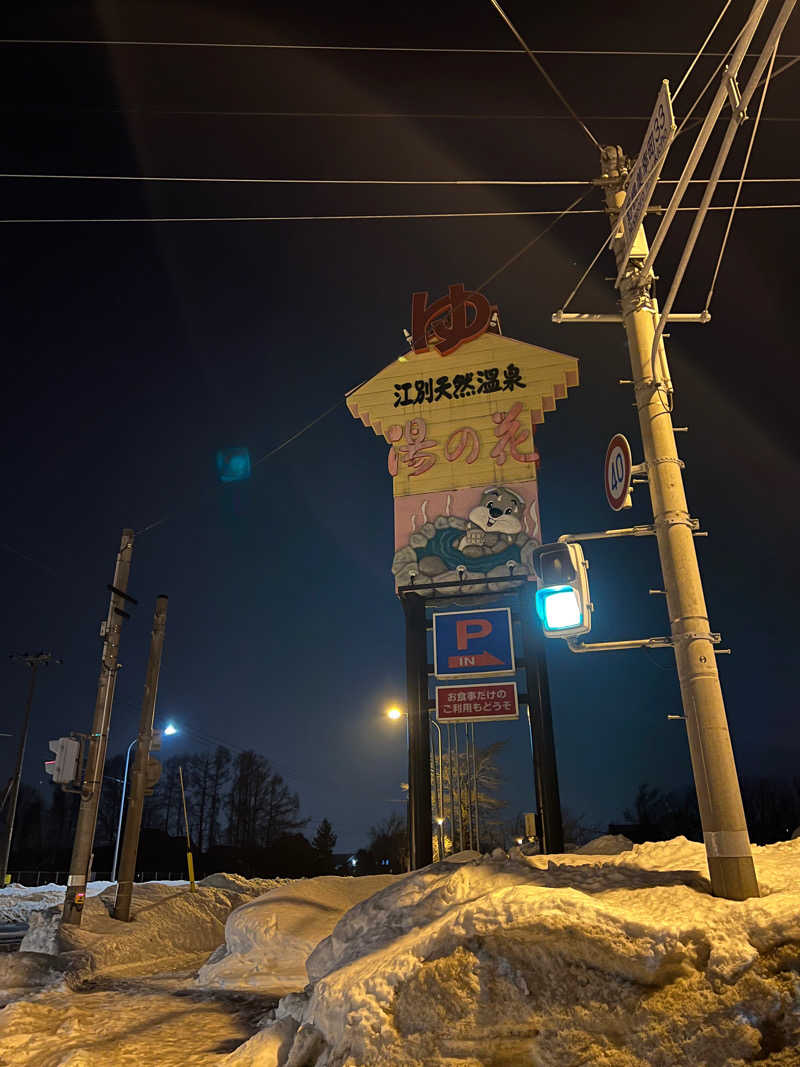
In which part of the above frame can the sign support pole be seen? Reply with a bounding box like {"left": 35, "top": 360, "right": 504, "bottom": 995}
{"left": 521, "top": 582, "right": 564, "bottom": 853}
{"left": 113, "top": 595, "right": 168, "bottom": 922}
{"left": 403, "top": 593, "right": 433, "bottom": 869}
{"left": 63, "top": 530, "right": 135, "bottom": 925}
{"left": 600, "top": 145, "right": 758, "bottom": 900}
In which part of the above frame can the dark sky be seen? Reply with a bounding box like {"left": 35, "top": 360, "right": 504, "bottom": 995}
{"left": 2, "top": 1, "right": 799, "bottom": 852}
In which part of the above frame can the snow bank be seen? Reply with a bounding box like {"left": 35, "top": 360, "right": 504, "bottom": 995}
{"left": 0, "top": 876, "right": 286, "bottom": 1004}
{"left": 20, "top": 879, "right": 286, "bottom": 974}
{"left": 233, "top": 838, "right": 800, "bottom": 1066}
{"left": 198, "top": 875, "right": 397, "bottom": 996}
{"left": 0, "top": 880, "right": 116, "bottom": 925}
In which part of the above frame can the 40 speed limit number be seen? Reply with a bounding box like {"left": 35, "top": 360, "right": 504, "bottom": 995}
{"left": 604, "top": 434, "right": 632, "bottom": 511}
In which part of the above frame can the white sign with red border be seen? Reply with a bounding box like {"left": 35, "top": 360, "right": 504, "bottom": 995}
{"left": 435, "top": 681, "right": 519, "bottom": 724}
{"left": 604, "top": 433, "right": 633, "bottom": 511}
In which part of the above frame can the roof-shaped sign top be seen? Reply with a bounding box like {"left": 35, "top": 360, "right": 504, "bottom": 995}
{"left": 346, "top": 330, "right": 579, "bottom": 498}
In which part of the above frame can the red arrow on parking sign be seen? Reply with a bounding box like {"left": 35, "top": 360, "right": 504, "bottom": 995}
{"left": 447, "top": 650, "right": 504, "bottom": 669}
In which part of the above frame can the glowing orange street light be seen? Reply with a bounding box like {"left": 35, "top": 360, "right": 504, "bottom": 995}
{"left": 386, "top": 706, "right": 404, "bottom": 721}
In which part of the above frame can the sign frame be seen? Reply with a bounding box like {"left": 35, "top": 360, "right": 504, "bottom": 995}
{"left": 435, "top": 681, "right": 520, "bottom": 724}
{"left": 433, "top": 606, "right": 515, "bottom": 680}
{"left": 604, "top": 434, "right": 633, "bottom": 511}
{"left": 614, "top": 80, "right": 676, "bottom": 283}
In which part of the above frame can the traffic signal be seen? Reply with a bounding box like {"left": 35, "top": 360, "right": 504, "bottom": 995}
{"left": 44, "top": 737, "right": 80, "bottom": 784}
{"left": 531, "top": 541, "right": 592, "bottom": 638}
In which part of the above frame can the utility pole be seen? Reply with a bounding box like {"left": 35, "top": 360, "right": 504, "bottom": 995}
{"left": 63, "top": 529, "right": 135, "bottom": 925}
{"left": 1, "top": 652, "right": 59, "bottom": 886}
{"left": 113, "top": 595, "right": 168, "bottom": 922}
{"left": 599, "top": 145, "right": 758, "bottom": 900}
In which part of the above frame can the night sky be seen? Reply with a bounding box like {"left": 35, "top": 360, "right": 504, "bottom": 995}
{"left": 2, "top": 2, "right": 799, "bottom": 854}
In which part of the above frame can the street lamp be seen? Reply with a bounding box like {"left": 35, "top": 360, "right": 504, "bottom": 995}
{"left": 111, "top": 722, "right": 178, "bottom": 882}
{"left": 386, "top": 705, "right": 447, "bottom": 859}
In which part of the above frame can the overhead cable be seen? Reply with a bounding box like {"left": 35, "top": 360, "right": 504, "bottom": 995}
{"left": 704, "top": 42, "right": 778, "bottom": 310}
{"left": 3, "top": 108, "right": 799, "bottom": 122}
{"left": 0, "top": 38, "right": 797, "bottom": 57}
{"left": 3, "top": 173, "right": 799, "bottom": 186}
{"left": 487, "top": 0, "right": 600, "bottom": 150}
{"left": 647, "top": 0, "right": 796, "bottom": 380}
{"left": 673, "top": 0, "right": 733, "bottom": 101}
{"left": 2, "top": 205, "right": 798, "bottom": 224}
{"left": 477, "top": 193, "right": 591, "bottom": 291}
{"left": 136, "top": 193, "right": 586, "bottom": 540}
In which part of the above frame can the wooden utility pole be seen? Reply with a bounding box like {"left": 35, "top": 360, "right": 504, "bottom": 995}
{"left": 1, "top": 652, "right": 59, "bottom": 886}
{"left": 63, "top": 530, "right": 135, "bottom": 925}
{"left": 600, "top": 146, "right": 758, "bottom": 900}
{"left": 113, "top": 595, "right": 168, "bottom": 922}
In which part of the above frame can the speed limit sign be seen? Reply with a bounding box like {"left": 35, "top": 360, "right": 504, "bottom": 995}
{"left": 604, "top": 434, "right": 632, "bottom": 511}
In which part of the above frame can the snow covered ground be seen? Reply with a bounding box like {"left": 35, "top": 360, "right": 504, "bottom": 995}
{"left": 0, "top": 881, "right": 120, "bottom": 925}
{"left": 232, "top": 838, "right": 800, "bottom": 1066}
{"left": 1, "top": 841, "right": 799, "bottom": 1065}
{"left": 0, "top": 874, "right": 289, "bottom": 1066}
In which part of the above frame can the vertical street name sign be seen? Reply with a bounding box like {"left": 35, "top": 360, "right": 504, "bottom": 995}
{"left": 615, "top": 80, "right": 676, "bottom": 284}
{"left": 433, "top": 607, "right": 515, "bottom": 678}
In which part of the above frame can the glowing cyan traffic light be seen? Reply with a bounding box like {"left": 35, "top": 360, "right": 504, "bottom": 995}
{"left": 531, "top": 541, "right": 592, "bottom": 639}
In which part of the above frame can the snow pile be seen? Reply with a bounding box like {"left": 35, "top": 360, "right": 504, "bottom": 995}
{"left": 198, "top": 875, "right": 397, "bottom": 996}
{"left": 20, "top": 879, "right": 286, "bottom": 974}
{"left": 199, "top": 872, "right": 289, "bottom": 895}
{"left": 232, "top": 837, "right": 800, "bottom": 1066}
{"left": 0, "top": 880, "right": 115, "bottom": 925}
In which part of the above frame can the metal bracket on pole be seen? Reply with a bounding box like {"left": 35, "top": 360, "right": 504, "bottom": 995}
{"left": 671, "top": 631, "right": 722, "bottom": 645}
{"left": 725, "top": 71, "right": 748, "bottom": 125}
{"left": 567, "top": 635, "right": 673, "bottom": 653}
{"left": 557, "top": 524, "right": 656, "bottom": 543}
{"left": 552, "top": 310, "right": 710, "bottom": 325}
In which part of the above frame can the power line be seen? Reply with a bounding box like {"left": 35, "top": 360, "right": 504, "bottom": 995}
{"left": 704, "top": 40, "right": 778, "bottom": 310}
{"left": 0, "top": 173, "right": 592, "bottom": 186}
{"left": 2, "top": 205, "right": 798, "bottom": 224}
{"left": 3, "top": 108, "right": 800, "bottom": 122}
{"left": 673, "top": 0, "right": 733, "bottom": 101}
{"left": 2, "top": 173, "right": 799, "bottom": 186}
{"left": 0, "top": 39, "right": 797, "bottom": 57}
{"left": 488, "top": 0, "right": 600, "bottom": 150}
{"left": 477, "top": 192, "right": 592, "bottom": 291}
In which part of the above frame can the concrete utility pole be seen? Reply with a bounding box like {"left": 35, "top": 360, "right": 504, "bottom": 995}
{"left": 113, "top": 595, "right": 168, "bottom": 922}
{"left": 1, "top": 652, "right": 59, "bottom": 886}
{"left": 63, "top": 530, "right": 135, "bottom": 925}
{"left": 600, "top": 146, "right": 758, "bottom": 900}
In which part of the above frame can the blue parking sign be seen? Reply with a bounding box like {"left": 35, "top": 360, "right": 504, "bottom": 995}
{"left": 433, "top": 607, "right": 515, "bottom": 679}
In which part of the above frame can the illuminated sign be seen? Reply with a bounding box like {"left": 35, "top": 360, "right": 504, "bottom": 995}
{"left": 347, "top": 287, "right": 579, "bottom": 591}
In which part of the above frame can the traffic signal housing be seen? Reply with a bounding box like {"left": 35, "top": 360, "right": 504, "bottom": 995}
{"left": 44, "top": 737, "right": 80, "bottom": 785}
{"left": 531, "top": 541, "right": 592, "bottom": 639}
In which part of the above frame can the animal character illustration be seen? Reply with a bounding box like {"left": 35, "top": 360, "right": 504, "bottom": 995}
{"left": 457, "top": 486, "right": 525, "bottom": 557}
